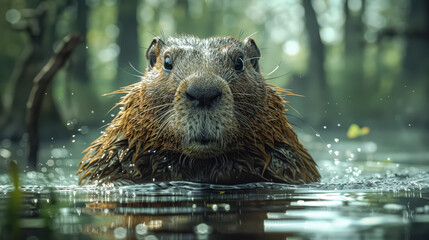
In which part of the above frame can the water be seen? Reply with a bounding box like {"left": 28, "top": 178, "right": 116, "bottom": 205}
{"left": 0, "top": 129, "right": 428, "bottom": 239}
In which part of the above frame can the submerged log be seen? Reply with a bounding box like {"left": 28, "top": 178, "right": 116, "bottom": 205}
{"left": 26, "top": 33, "right": 83, "bottom": 170}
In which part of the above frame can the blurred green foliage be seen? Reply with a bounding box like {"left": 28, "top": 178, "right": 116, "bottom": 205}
{"left": 4, "top": 161, "right": 22, "bottom": 239}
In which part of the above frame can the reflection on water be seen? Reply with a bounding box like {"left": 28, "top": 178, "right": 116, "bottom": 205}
{"left": 0, "top": 129, "right": 429, "bottom": 239}
{"left": 0, "top": 179, "right": 428, "bottom": 239}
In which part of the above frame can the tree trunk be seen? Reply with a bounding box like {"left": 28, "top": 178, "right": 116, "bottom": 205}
{"left": 27, "top": 33, "right": 82, "bottom": 169}
{"left": 71, "top": 0, "right": 89, "bottom": 83}
{"left": 0, "top": 2, "right": 71, "bottom": 141}
{"left": 0, "top": 3, "right": 49, "bottom": 140}
{"left": 400, "top": 0, "right": 429, "bottom": 127}
{"left": 343, "top": 0, "right": 366, "bottom": 118}
{"left": 115, "top": 0, "right": 140, "bottom": 88}
{"left": 302, "top": 0, "right": 328, "bottom": 126}
{"left": 176, "top": 0, "right": 191, "bottom": 34}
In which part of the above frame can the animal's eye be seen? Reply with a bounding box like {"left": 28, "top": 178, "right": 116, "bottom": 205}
{"left": 163, "top": 54, "right": 173, "bottom": 71}
{"left": 234, "top": 56, "right": 245, "bottom": 73}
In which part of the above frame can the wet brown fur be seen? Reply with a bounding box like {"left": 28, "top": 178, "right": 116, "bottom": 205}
{"left": 77, "top": 36, "right": 320, "bottom": 185}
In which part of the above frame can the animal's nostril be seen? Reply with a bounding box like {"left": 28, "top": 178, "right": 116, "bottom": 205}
{"left": 185, "top": 92, "right": 197, "bottom": 101}
{"left": 185, "top": 85, "right": 222, "bottom": 108}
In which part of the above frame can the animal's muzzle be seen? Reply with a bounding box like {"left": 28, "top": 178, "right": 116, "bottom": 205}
{"left": 185, "top": 83, "right": 222, "bottom": 109}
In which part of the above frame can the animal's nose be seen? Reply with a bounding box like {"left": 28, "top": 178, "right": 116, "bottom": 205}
{"left": 185, "top": 84, "right": 222, "bottom": 108}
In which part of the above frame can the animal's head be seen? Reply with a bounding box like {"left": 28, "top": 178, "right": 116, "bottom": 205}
{"left": 141, "top": 36, "right": 271, "bottom": 159}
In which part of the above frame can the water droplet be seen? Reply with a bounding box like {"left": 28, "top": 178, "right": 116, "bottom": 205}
{"left": 334, "top": 151, "right": 339, "bottom": 156}
{"left": 334, "top": 138, "right": 339, "bottom": 143}
{"left": 135, "top": 224, "right": 147, "bottom": 235}
{"left": 357, "top": 147, "right": 361, "bottom": 152}
{"left": 323, "top": 126, "right": 327, "bottom": 129}
{"left": 224, "top": 204, "right": 230, "bottom": 211}
{"left": 212, "top": 204, "right": 218, "bottom": 211}
{"left": 326, "top": 144, "right": 331, "bottom": 148}
{"left": 46, "top": 159, "right": 54, "bottom": 167}
{"left": 113, "top": 227, "right": 127, "bottom": 239}
{"left": 91, "top": 110, "right": 95, "bottom": 114}
{"left": 384, "top": 203, "right": 403, "bottom": 211}
{"left": 195, "top": 223, "right": 211, "bottom": 235}
{"left": 111, "top": 114, "right": 115, "bottom": 117}
{"left": 315, "top": 133, "right": 320, "bottom": 137}
{"left": 337, "top": 123, "right": 341, "bottom": 127}
{"left": 144, "top": 235, "right": 158, "bottom": 240}
{"left": 0, "top": 149, "right": 11, "bottom": 159}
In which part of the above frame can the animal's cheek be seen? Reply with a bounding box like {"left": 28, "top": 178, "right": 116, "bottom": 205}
{"left": 171, "top": 100, "right": 188, "bottom": 137}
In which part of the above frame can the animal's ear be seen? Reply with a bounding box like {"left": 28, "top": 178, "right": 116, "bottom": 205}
{"left": 145, "top": 37, "right": 165, "bottom": 69}
{"left": 244, "top": 38, "right": 261, "bottom": 72}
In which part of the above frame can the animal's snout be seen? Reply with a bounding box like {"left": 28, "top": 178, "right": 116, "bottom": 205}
{"left": 185, "top": 83, "right": 222, "bottom": 109}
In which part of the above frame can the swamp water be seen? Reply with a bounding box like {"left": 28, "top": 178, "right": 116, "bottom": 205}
{"left": 0, "top": 129, "right": 428, "bottom": 239}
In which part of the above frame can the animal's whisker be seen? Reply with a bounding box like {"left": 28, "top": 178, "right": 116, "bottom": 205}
{"left": 264, "top": 72, "right": 291, "bottom": 81}
{"left": 232, "top": 92, "right": 257, "bottom": 97}
{"left": 244, "top": 56, "right": 262, "bottom": 62}
{"left": 132, "top": 103, "right": 174, "bottom": 121}
{"left": 265, "top": 65, "right": 279, "bottom": 76}
{"left": 129, "top": 62, "right": 144, "bottom": 75}
{"left": 234, "top": 110, "right": 258, "bottom": 148}
{"left": 235, "top": 101, "right": 270, "bottom": 110}
{"left": 153, "top": 110, "right": 175, "bottom": 144}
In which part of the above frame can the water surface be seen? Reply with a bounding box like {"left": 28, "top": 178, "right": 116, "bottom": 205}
{"left": 0, "top": 129, "right": 428, "bottom": 239}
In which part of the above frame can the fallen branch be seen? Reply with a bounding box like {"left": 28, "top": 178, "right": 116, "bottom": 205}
{"left": 26, "top": 33, "right": 83, "bottom": 170}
